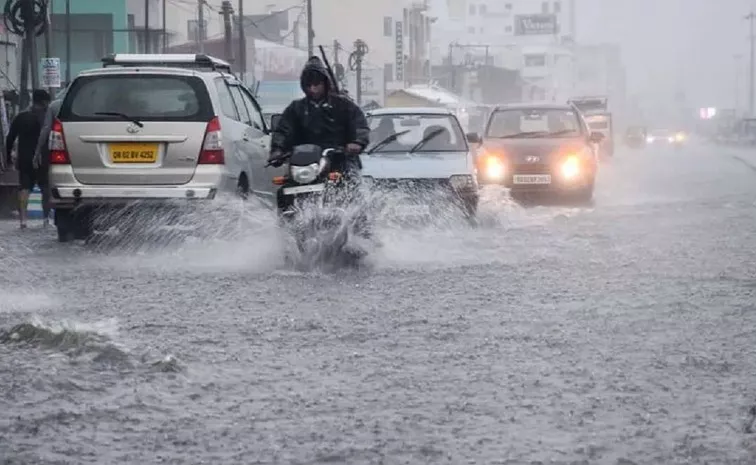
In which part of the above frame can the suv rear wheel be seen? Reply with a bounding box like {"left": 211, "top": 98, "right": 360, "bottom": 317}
{"left": 55, "top": 208, "right": 94, "bottom": 242}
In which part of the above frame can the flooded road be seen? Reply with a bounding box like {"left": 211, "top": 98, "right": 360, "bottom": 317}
{"left": 2, "top": 142, "right": 756, "bottom": 464}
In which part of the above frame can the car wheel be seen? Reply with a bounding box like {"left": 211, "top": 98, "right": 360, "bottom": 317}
{"left": 55, "top": 208, "right": 75, "bottom": 243}
{"left": 73, "top": 208, "right": 94, "bottom": 241}
{"left": 237, "top": 174, "right": 250, "bottom": 200}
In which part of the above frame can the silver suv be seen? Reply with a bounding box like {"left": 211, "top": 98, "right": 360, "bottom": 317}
{"left": 49, "top": 54, "right": 274, "bottom": 242}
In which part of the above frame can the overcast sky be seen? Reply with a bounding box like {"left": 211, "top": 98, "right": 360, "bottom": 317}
{"left": 576, "top": 0, "right": 755, "bottom": 109}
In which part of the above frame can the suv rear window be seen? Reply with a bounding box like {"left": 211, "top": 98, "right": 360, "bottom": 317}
{"left": 58, "top": 74, "right": 214, "bottom": 122}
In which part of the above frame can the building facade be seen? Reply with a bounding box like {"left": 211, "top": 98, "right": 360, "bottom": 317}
{"left": 47, "top": 0, "right": 130, "bottom": 81}
{"left": 429, "top": 0, "right": 577, "bottom": 101}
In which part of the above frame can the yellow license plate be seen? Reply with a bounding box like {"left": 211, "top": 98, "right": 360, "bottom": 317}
{"left": 109, "top": 143, "right": 159, "bottom": 163}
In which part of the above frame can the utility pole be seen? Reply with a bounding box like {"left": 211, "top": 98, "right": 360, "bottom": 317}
{"left": 569, "top": 0, "right": 576, "bottom": 42}
{"left": 162, "top": 0, "right": 167, "bottom": 51}
{"left": 306, "top": 0, "right": 313, "bottom": 56}
{"left": 238, "top": 0, "right": 246, "bottom": 83}
{"left": 448, "top": 42, "right": 454, "bottom": 92}
{"left": 65, "top": 0, "right": 70, "bottom": 84}
{"left": 221, "top": 1, "right": 233, "bottom": 62}
{"left": 144, "top": 0, "right": 150, "bottom": 53}
{"left": 349, "top": 39, "right": 368, "bottom": 105}
{"left": 44, "top": 0, "right": 53, "bottom": 94}
{"left": 747, "top": 12, "right": 756, "bottom": 116}
{"left": 333, "top": 39, "right": 340, "bottom": 65}
{"left": 198, "top": 0, "right": 205, "bottom": 53}
{"left": 734, "top": 54, "right": 743, "bottom": 114}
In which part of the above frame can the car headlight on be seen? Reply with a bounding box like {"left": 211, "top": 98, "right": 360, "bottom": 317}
{"left": 560, "top": 155, "right": 581, "bottom": 179}
{"left": 482, "top": 155, "right": 506, "bottom": 180}
{"left": 290, "top": 163, "right": 320, "bottom": 184}
{"left": 675, "top": 132, "right": 686, "bottom": 142}
{"left": 449, "top": 174, "right": 475, "bottom": 189}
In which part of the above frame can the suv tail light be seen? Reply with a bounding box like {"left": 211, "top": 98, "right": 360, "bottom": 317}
{"left": 49, "top": 118, "right": 70, "bottom": 164}
{"left": 198, "top": 116, "right": 224, "bottom": 164}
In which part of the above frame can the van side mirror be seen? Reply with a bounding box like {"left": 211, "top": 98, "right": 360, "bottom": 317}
{"left": 466, "top": 132, "right": 481, "bottom": 143}
{"left": 589, "top": 132, "right": 605, "bottom": 143}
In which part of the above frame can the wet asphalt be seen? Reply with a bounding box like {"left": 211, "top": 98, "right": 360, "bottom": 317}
{"left": 1, "top": 140, "right": 756, "bottom": 464}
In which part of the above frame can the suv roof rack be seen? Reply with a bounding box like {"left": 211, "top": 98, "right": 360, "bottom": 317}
{"left": 101, "top": 53, "right": 233, "bottom": 73}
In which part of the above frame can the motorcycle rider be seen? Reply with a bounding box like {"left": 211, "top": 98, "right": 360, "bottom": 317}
{"left": 268, "top": 56, "right": 373, "bottom": 237}
{"left": 267, "top": 56, "right": 369, "bottom": 171}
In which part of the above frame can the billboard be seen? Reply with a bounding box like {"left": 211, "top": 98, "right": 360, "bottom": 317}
{"left": 514, "top": 14, "right": 558, "bottom": 36}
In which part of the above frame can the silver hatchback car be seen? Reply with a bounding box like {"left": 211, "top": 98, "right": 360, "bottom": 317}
{"left": 49, "top": 54, "right": 273, "bottom": 242}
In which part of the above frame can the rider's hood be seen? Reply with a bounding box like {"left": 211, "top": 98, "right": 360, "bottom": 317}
{"left": 300, "top": 56, "right": 332, "bottom": 95}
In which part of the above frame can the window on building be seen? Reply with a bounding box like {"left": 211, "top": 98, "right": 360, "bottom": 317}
{"left": 187, "top": 19, "right": 207, "bottom": 42}
{"left": 383, "top": 17, "right": 392, "bottom": 37}
{"left": 505, "top": 3, "right": 512, "bottom": 9}
{"left": 505, "top": 25, "right": 512, "bottom": 33}
{"left": 469, "top": 4, "right": 476, "bottom": 15}
{"left": 479, "top": 4, "right": 487, "bottom": 14}
{"left": 468, "top": 26, "right": 475, "bottom": 34}
{"left": 554, "top": 2, "right": 561, "bottom": 13}
{"left": 542, "top": 2, "right": 549, "bottom": 13}
{"left": 524, "top": 54, "right": 547, "bottom": 67}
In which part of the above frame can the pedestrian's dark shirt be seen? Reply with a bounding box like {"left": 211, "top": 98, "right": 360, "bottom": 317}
{"left": 6, "top": 107, "right": 46, "bottom": 167}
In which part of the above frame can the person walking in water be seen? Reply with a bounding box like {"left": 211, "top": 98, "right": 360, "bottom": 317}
{"left": 5, "top": 89, "right": 51, "bottom": 228}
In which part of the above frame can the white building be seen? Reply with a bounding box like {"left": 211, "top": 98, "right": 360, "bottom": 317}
{"left": 428, "top": 0, "right": 578, "bottom": 101}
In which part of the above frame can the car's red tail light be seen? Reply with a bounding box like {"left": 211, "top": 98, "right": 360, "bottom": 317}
{"left": 198, "top": 117, "right": 224, "bottom": 164}
{"left": 49, "top": 118, "right": 70, "bottom": 164}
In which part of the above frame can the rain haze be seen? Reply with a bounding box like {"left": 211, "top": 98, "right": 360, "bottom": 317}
{"left": 578, "top": 0, "right": 756, "bottom": 108}
{"left": 1, "top": 0, "right": 756, "bottom": 463}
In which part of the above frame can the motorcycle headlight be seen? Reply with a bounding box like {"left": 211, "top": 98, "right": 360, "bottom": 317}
{"left": 290, "top": 163, "right": 320, "bottom": 184}
{"left": 449, "top": 174, "right": 475, "bottom": 189}
{"left": 646, "top": 136, "right": 654, "bottom": 143}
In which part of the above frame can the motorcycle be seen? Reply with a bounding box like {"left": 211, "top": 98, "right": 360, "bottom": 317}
{"left": 269, "top": 144, "right": 363, "bottom": 266}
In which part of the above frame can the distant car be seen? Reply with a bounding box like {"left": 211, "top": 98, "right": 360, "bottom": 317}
{"left": 362, "top": 107, "right": 479, "bottom": 221}
{"left": 49, "top": 53, "right": 273, "bottom": 242}
{"left": 476, "top": 103, "right": 603, "bottom": 202}
{"left": 646, "top": 129, "right": 686, "bottom": 146}
{"left": 625, "top": 126, "right": 647, "bottom": 148}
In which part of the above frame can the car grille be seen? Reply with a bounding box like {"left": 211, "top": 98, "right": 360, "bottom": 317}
{"left": 511, "top": 163, "right": 552, "bottom": 175}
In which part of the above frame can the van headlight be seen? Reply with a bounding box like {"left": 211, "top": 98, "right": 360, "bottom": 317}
{"left": 290, "top": 163, "right": 320, "bottom": 184}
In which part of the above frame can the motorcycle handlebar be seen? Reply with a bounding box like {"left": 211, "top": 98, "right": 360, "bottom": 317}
{"left": 266, "top": 146, "right": 350, "bottom": 167}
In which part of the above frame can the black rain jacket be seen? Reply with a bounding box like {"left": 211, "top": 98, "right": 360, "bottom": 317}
{"left": 271, "top": 57, "right": 370, "bottom": 170}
